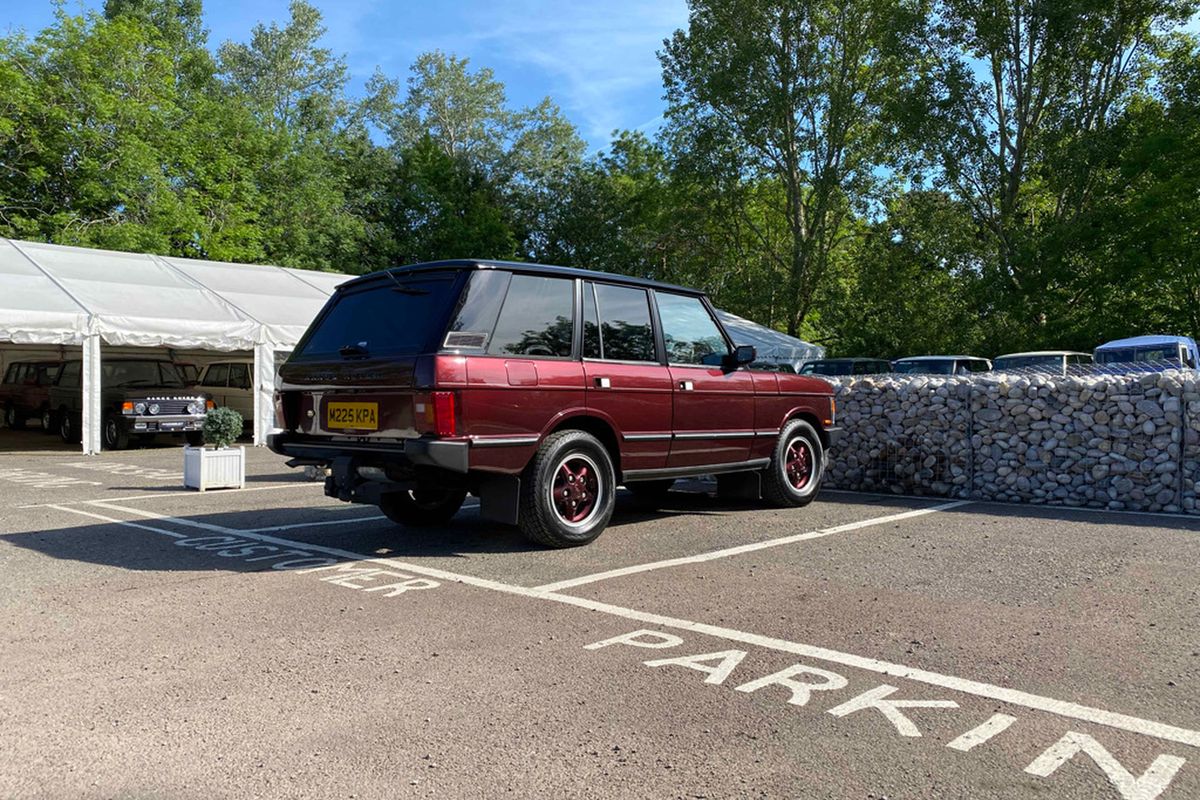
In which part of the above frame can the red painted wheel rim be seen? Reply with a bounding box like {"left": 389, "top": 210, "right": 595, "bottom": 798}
{"left": 551, "top": 455, "right": 601, "bottom": 525}
{"left": 785, "top": 438, "right": 812, "bottom": 490}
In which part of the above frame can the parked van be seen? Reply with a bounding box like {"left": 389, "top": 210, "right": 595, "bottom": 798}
{"left": 891, "top": 356, "right": 992, "bottom": 375}
{"left": 992, "top": 351, "right": 1092, "bottom": 376}
{"left": 1094, "top": 335, "right": 1199, "bottom": 369}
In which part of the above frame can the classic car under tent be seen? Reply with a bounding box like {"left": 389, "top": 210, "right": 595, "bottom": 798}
{"left": 0, "top": 238, "right": 345, "bottom": 454}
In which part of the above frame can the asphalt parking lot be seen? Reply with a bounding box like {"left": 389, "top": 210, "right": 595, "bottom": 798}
{"left": 1, "top": 443, "right": 1198, "bottom": 799}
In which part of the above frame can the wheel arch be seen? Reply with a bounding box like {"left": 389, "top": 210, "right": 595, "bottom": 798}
{"left": 782, "top": 409, "right": 830, "bottom": 449}
{"left": 546, "top": 414, "right": 622, "bottom": 479}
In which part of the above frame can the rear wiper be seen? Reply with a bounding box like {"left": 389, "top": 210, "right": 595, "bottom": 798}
{"left": 339, "top": 343, "right": 369, "bottom": 358}
{"left": 385, "top": 270, "right": 429, "bottom": 295}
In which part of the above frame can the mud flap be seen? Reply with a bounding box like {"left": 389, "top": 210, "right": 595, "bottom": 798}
{"left": 479, "top": 474, "right": 520, "bottom": 525}
{"left": 716, "top": 471, "right": 762, "bottom": 501}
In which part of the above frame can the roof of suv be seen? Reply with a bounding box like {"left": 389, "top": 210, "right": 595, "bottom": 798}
{"left": 340, "top": 259, "right": 704, "bottom": 297}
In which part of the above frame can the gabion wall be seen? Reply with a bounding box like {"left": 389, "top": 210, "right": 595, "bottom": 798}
{"left": 826, "top": 370, "right": 1200, "bottom": 514}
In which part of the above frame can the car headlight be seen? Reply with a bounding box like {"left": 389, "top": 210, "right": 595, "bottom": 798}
{"left": 134, "top": 402, "right": 147, "bottom": 415}
{"left": 187, "top": 401, "right": 203, "bottom": 415}
{"left": 148, "top": 403, "right": 160, "bottom": 415}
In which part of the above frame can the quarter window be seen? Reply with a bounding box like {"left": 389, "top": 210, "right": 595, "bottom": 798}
{"left": 655, "top": 292, "right": 728, "bottom": 367}
{"left": 592, "top": 284, "right": 656, "bottom": 363}
{"left": 488, "top": 275, "right": 575, "bottom": 358}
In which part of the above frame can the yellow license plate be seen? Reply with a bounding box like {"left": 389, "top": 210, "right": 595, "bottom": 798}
{"left": 326, "top": 402, "right": 378, "bottom": 431}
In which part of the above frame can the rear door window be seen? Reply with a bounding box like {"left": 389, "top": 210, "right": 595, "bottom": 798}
{"left": 296, "top": 273, "right": 460, "bottom": 360}
{"left": 228, "top": 364, "right": 250, "bottom": 390}
{"left": 592, "top": 284, "right": 656, "bottom": 363}
{"left": 58, "top": 361, "right": 80, "bottom": 389}
{"left": 487, "top": 275, "right": 575, "bottom": 358}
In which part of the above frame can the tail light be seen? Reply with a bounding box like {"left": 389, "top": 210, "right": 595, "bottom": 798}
{"left": 431, "top": 391, "right": 456, "bottom": 436}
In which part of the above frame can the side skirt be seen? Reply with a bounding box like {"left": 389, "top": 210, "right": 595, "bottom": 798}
{"left": 622, "top": 458, "right": 770, "bottom": 483}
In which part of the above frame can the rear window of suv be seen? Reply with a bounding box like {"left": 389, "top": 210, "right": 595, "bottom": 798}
{"left": 295, "top": 273, "right": 461, "bottom": 360}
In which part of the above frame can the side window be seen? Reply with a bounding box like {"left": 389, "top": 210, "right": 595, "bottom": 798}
{"left": 228, "top": 364, "right": 250, "bottom": 390}
{"left": 593, "top": 284, "right": 656, "bottom": 363}
{"left": 488, "top": 275, "right": 575, "bottom": 358}
{"left": 203, "top": 364, "right": 230, "bottom": 387}
{"left": 58, "top": 361, "right": 80, "bottom": 389}
{"left": 1, "top": 365, "right": 12, "bottom": 384}
{"left": 582, "top": 282, "right": 602, "bottom": 359}
{"left": 967, "top": 360, "right": 989, "bottom": 373}
{"left": 655, "top": 292, "right": 728, "bottom": 367}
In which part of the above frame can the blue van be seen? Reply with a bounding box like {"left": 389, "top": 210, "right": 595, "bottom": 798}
{"left": 1093, "top": 335, "right": 1199, "bottom": 369}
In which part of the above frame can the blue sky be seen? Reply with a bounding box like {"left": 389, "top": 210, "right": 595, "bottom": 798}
{"left": 4, "top": 0, "right": 691, "bottom": 152}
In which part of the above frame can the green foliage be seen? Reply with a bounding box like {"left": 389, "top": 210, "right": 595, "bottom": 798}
{"left": 1, "top": 0, "right": 1198, "bottom": 359}
{"left": 202, "top": 406, "right": 243, "bottom": 449}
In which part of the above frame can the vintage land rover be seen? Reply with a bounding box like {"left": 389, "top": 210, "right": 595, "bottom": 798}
{"left": 270, "top": 260, "right": 840, "bottom": 547}
{"left": 50, "top": 358, "right": 213, "bottom": 449}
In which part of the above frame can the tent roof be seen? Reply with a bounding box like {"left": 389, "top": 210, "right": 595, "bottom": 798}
{"left": 0, "top": 239, "right": 348, "bottom": 351}
{"left": 714, "top": 310, "right": 825, "bottom": 365}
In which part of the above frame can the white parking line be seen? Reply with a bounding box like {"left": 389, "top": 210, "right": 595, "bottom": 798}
{"left": 48, "top": 500, "right": 1200, "bottom": 750}
{"left": 19, "top": 482, "right": 320, "bottom": 509}
{"left": 533, "top": 500, "right": 972, "bottom": 592}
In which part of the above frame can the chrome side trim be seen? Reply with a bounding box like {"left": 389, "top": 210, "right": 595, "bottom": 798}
{"left": 673, "top": 430, "right": 757, "bottom": 440}
{"left": 755, "top": 429, "right": 781, "bottom": 437}
{"left": 622, "top": 433, "right": 672, "bottom": 442}
{"left": 469, "top": 436, "right": 539, "bottom": 447}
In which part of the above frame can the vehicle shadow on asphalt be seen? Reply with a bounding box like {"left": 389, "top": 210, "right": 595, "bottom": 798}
{"left": 2, "top": 489, "right": 781, "bottom": 571}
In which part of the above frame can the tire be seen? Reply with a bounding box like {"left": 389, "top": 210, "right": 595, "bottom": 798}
{"left": 4, "top": 404, "right": 18, "bottom": 429}
{"left": 102, "top": 415, "right": 129, "bottom": 450}
{"left": 762, "top": 419, "right": 824, "bottom": 508}
{"left": 379, "top": 486, "right": 467, "bottom": 527}
{"left": 40, "top": 408, "right": 53, "bottom": 433}
{"left": 624, "top": 478, "right": 675, "bottom": 508}
{"left": 519, "top": 430, "right": 616, "bottom": 548}
{"left": 185, "top": 431, "right": 204, "bottom": 447}
{"left": 59, "top": 410, "right": 80, "bottom": 444}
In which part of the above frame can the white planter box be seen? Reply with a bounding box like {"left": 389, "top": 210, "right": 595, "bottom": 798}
{"left": 183, "top": 446, "right": 246, "bottom": 491}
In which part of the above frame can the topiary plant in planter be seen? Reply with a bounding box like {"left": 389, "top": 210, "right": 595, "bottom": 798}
{"left": 184, "top": 406, "right": 246, "bottom": 491}
{"left": 203, "top": 407, "right": 244, "bottom": 449}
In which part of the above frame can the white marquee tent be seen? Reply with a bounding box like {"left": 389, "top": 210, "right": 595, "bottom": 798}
{"left": 0, "top": 238, "right": 346, "bottom": 454}
{"left": 715, "top": 310, "right": 824, "bottom": 371}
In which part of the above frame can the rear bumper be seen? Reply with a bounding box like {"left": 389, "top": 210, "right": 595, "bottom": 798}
{"left": 268, "top": 432, "right": 470, "bottom": 474}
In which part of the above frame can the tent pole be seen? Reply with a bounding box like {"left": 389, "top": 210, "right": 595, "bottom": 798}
{"left": 81, "top": 333, "right": 102, "bottom": 455}
{"left": 253, "top": 342, "right": 275, "bottom": 447}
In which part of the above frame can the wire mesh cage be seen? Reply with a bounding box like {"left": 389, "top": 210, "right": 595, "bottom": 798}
{"left": 824, "top": 363, "right": 1199, "bottom": 514}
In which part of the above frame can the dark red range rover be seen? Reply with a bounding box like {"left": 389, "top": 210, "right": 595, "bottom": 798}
{"left": 270, "top": 260, "right": 840, "bottom": 547}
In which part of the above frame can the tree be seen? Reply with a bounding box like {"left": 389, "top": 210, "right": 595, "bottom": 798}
{"left": 918, "top": 0, "right": 1195, "bottom": 302}
{"left": 660, "top": 0, "right": 921, "bottom": 336}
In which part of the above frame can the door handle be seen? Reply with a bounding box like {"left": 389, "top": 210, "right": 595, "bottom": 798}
{"left": 679, "top": 380, "right": 694, "bottom": 391}
{"left": 594, "top": 377, "right": 611, "bottom": 388}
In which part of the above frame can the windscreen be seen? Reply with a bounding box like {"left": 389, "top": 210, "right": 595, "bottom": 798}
{"left": 296, "top": 273, "right": 460, "bottom": 360}
{"left": 994, "top": 355, "right": 1061, "bottom": 371}
{"left": 805, "top": 361, "right": 850, "bottom": 376}
{"left": 892, "top": 360, "right": 953, "bottom": 375}
{"left": 104, "top": 361, "right": 187, "bottom": 387}
{"left": 1095, "top": 346, "right": 1180, "bottom": 364}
